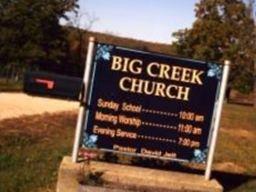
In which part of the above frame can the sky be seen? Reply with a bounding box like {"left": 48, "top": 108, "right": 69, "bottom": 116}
{"left": 65, "top": 0, "right": 199, "bottom": 44}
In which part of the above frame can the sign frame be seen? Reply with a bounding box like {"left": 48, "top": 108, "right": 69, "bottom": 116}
{"left": 72, "top": 37, "right": 230, "bottom": 180}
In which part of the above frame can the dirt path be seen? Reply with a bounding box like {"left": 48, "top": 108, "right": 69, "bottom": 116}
{"left": 0, "top": 93, "right": 79, "bottom": 120}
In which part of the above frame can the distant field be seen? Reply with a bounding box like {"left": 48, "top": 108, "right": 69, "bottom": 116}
{"left": 0, "top": 104, "right": 255, "bottom": 192}
{"left": 0, "top": 79, "right": 23, "bottom": 92}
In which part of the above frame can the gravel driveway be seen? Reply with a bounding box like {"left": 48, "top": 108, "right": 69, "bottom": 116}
{"left": 0, "top": 93, "right": 79, "bottom": 120}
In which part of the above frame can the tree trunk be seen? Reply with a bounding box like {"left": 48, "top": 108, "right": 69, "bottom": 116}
{"left": 225, "top": 86, "right": 231, "bottom": 103}
{"left": 5, "top": 65, "right": 11, "bottom": 83}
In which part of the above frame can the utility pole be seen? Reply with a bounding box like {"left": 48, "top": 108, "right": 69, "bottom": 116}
{"left": 254, "top": 59, "right": 256, "bottom": 108}
{"left": 249, "top": 0, "right": 256, "bottom": 107}
{"left": 253, "top": 1, "right": 256, "bottom": 108}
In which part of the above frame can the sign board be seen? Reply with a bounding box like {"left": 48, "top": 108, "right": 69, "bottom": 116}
{"left": 80, "top": 42, "right": 224, "bottom": 163}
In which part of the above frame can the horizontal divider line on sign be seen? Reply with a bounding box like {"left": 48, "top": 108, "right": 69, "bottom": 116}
{"left": 142, "top": 121, "right": 177, "bottom": 130}
{"left": 142, "top": 108, "right": 178, "bottom": 117}
{"left": 138, "top": 135, "right": 176, "bottom": 143}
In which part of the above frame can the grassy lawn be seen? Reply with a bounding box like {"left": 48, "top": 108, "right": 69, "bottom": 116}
{"left": 213, "top": 104, "right": 256, "bottom": 192}
{"left": 0, "top": 79, "right": 23, "bottom": 92}
{"left": 216, "top": 104, "right": 256, "bottom": 174}
{"left": 0, "top": 104, "right": 255, "bottom": 192}
{"left": 0, "top": 111, "right": 76, "bottom": 192}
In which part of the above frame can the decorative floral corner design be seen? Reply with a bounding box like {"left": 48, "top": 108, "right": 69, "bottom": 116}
{"left": 207, "top": 63, "right": 222, "bottom": 80}
{"left": 83, "top": 133, "right": 98, "bottom": 148}
{"left": 191, "top": 149, "right": 208, "bottom": 163}
{"left": 95, "top": 44, "right": 114, "bottom": 61}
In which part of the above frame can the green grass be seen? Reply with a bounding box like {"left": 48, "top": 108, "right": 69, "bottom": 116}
{"left": 0, "top": 79, "right": 23, "bottom": 92}
{"left": 0, "top": 104, "right": 255, "bottom": 192}
{"left": 0, "top": 112, "right": 76, "bottom": 192}
{"left": 214, "top": 104, "right": 256, "bottom": 191}
{"left": 215, "top": 104, "right": 256, "bottom": 173}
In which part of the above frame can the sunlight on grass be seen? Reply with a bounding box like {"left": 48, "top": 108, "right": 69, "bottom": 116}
{"left": 0, "top": 112, "right": 76, "bottom": 192}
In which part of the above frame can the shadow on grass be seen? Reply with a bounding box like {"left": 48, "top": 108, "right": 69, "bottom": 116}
{"left": 213, "top": 171, "right": 256, "bottom": 192}
{"left": 227, "top": 100, "right": 254, "bottom": 107}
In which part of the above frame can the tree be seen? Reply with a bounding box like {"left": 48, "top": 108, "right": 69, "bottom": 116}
{"left": 0, "top": 0, "right": 78, "bottom": 80}
{"left": 172, "top": 0, "right": 256, "bottom": 96}
{"left": 65, "top": 12, "right": 98, "bottom": 71}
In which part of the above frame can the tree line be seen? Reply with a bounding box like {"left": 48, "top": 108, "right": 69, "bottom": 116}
{"left": 173, "top": 0, "right": 256, "bottom": 95}
{"left": 0, "top": 0, "right": 255, "bottom": 98}
{"left": 0, "top": 0, "right": 79, "bottom": 79}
